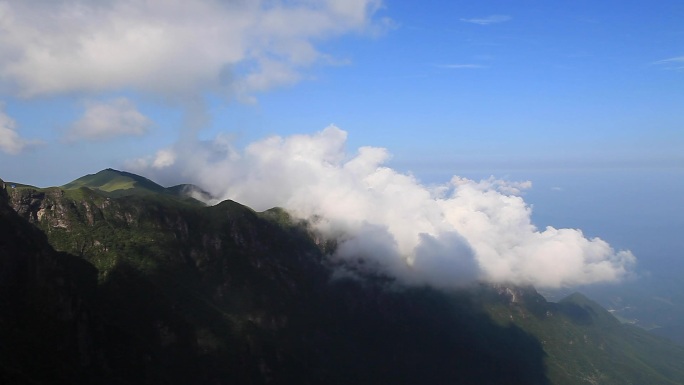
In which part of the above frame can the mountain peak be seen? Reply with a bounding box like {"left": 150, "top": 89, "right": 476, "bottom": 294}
{"left": 60, "top": 169, "right": 210, "bottom": 205}
{"left": 62, "top": 168, "right": 166, "bottom": 195}
{"left": 558, "top": 292, "right": 620, "bottom": 326}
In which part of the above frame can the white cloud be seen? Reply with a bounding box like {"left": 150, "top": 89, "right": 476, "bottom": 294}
{"left": 0, "top": 0, "right": 385, "bottom": 98}
{"left": 152, "top": 149, "right": 176, "bottom": 169}
{"left": 460, "top": 15, "right": 511, "bottom": 26}
{"left": 66, "top": 98, "right": 152, "bottom": 141}
{"left": 130, "top": 126, "right": 636, "bottom": 289}
{"left": 125, "top": 148, "right": 177, "bottom": 170}
{"left": 0, "top": 104, "right": 33, "bottom": 154}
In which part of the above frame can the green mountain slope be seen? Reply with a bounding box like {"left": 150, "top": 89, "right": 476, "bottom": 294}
{"left": 60, "top": 168, "right": 210, "bottom": 204}
{"left": 480, "top": 286, "right": 684, "bottom": 384}
{"left": 3, "top": 171, "right": 684, "bottom": 385}
{"left": 62, "top": 168, "right": 167, "bottom": 194}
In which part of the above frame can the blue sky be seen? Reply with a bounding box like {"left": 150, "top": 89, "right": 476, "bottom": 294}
{"left": 1, "top": 1, "right": 682, "bottom": 181}
{"left": 0, "top": 1, "right": 682, "bottom": 278}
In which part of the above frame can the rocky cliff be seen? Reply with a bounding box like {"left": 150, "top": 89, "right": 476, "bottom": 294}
{"left": 0, "top": 179, "right": 100, "bottom": 384}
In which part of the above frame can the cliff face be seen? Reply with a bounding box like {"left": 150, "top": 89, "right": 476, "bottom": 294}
{"left": 4, "top": 185, "right": 332, "bottom": 384}
{"left": 0, "top": 180, "right": 99, "bottom": 384}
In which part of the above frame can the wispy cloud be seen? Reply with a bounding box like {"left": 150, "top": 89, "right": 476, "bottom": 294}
{"left": 436, "top": 64, "right": 487, "bottom": 70}
{"left": 653, "top": 56, "right": 684, "bottom": 71}
{"left": 460, "top": 15, "right": 511, "bottom": 26}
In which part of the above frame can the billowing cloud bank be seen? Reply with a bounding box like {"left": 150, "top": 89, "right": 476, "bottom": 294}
{"left": 0, "top": 0, "right": 385, "bottom": 98}
{"left": 0, "top": 0, "right": 387, "bottom": 152}
{"left": 132, "top": 126, "right": 636, "bottom": 289}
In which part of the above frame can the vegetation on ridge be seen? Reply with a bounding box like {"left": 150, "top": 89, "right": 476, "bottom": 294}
{"left": 2, "top": 171, "right": 684, "bottom": 385}
{"left": 60, "top": 168, "right": 209, "bottom": 204}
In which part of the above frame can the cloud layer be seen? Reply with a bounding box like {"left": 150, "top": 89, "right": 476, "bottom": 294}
{"left": 130, "top": 126, "right": 636, "bottom": 289}
{"left": 0, "top": 0, "right": 385, "bottom": 98}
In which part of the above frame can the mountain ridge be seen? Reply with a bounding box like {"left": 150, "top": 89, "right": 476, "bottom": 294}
{"left": 60, "top": 168, "right": 212, "bottom": 204}
{"left": 3, "top": 171, "right": 684, "bottom": 384}
{"left": 62, "top": 168, "right": 166, "bottom": 192}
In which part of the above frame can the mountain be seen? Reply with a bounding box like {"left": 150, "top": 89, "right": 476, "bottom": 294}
{"left": 480, "top": 287, "right": 684, "bottom": 385}
{"left": 3, "top": 171, "right": 684, "bottom": 384}
{"left": 576, "top": 277, "right": 684, "bottom": 346}
{"left": 61, "top": 168, "right": 212, "bottom": 204}
{"left": 166, "top": 183, "right": 215, "bottom": 203}
{"left": 62, "top": 168, "right": 167, "bottom": 194}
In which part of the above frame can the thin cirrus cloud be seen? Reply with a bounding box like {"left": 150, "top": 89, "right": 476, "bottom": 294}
{"left": 65, "top": 98, "right": 152, "bottom": 142}
{"left": 460, "top": 14, "right": 511, "bottom": 26}
{"left": 436, "top": 64, "right": 487, "bottom": 69}
{"left": 654, "top": 56, "right": 684, "bottom": 71}
{"left": 0, "top": 0, "right": 386, "bottom": 99}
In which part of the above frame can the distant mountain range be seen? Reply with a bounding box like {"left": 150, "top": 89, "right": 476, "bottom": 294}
{"left": 1, "top": 169, "right": 683, "bottom": 385}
